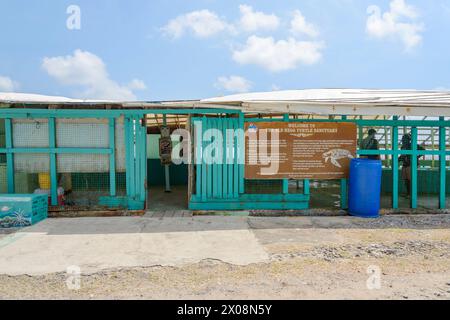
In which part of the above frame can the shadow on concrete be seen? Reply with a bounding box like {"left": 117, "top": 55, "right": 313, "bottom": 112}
{"left": 9, "top": 214, "right": 450, "bottom": 236}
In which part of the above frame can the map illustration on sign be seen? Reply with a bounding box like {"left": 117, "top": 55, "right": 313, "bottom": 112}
{"left": 245, "top": 122, "right": 357, "bottom": 180}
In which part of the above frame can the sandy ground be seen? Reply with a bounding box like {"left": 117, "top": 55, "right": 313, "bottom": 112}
{"left": 1, "top": 215, "right": 450, "bottom": 300}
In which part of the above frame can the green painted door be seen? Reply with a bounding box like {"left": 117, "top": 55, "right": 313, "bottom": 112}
{"left": 191, "top": 116, "right": 245, "bottom": 203}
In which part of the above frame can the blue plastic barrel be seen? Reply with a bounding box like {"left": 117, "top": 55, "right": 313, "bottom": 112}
{"left": 348, "top": 158, "right": 382, "bottom": 218}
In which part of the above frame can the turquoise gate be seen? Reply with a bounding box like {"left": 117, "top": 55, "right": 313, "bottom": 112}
{"left": 188, "top": 115, "right": 311, "bottom": 210}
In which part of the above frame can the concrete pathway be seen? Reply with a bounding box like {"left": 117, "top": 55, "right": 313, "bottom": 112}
{"left": 0, "top": 216, "right": 269, "bottom": 276}
{"left": 2, "top": 214, "right": 450, "bottom": 277}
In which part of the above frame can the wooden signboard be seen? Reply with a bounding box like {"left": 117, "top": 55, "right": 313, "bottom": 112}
{"left": 159, "top": 137, "right": 172, "bottom": 165}
{"left": 245, "top": 122, "right": 357, "bottom": 180}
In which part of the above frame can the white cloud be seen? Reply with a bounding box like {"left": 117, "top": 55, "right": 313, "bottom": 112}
{"left": 290, "top": 10, "right": 319, "bottom": 38}
{"left": 127, "top": 79, "right": 147, "bottom": 91}
{"left": 0, "top": 76, "right": 19, "bottom": 92}
{"left": 366, "top": 0, "right": 424, "bottom": 50}
{"left": 238, "top": 5, "right": 280, "bottom": 32}
{"left": 232, "top": 36, "right": 324, "bottom": 72}
{"left": 42, "top": 50, "right": 146, "bottom": 101}
{"left": 215, "top": 76, "right": 252, "bottom": 93}
{"left": 162, "top": 9, "right": 229, "bottom": 39}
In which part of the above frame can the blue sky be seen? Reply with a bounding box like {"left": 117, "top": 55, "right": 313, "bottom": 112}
{"left": 0, "top": 0, "right": 450, "bottom": 101}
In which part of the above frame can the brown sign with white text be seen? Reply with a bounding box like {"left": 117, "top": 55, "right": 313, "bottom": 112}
{"left": 245, "top": 122, "right": 357, "bottom": 180}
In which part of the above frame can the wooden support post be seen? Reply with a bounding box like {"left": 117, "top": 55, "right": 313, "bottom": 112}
{"left": 109, "top": 118, "right": 116, "bottom": 197}
{"left": 5, "top": 119, "right": 14, "bottom": 193}
{"left": 392, "top": 117, "right": 399, "bottom": 209}
{"left": 439, "top": 117, "right": 447, "bottom": 209}
{"left": 49, "top": 118, "right": 58, "bottom": 206}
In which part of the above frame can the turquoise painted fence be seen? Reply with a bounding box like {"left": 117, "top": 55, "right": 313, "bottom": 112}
{"left": 0, "top": 108, "right": 236, "bottom": 210}
{"left": 189, "top": 115, "right": 310, "bottom": 210}
{"left": 246, "top": 115, "right": 449, "bottom": 210}
{"left": 1, "top": 109, "right": 449, "bottom": 211}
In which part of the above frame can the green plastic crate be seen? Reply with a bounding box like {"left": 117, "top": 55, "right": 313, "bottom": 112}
{"left": 0, "top": 194, "right": 48, "bottom": 228}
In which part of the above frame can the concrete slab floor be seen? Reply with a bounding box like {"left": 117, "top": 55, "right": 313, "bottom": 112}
{"left": 0, "top": 216, "right": 268, "bottom": 276}
{"left": 1, "top": 215, "right": 450, "bottom": 277}
{"left": 146, "top": 185, "right": 189, "bottom": 212}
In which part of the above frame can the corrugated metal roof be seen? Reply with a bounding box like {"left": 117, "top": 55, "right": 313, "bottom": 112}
{"left": 2, "top": 89, "right": 450, "bottom": 116}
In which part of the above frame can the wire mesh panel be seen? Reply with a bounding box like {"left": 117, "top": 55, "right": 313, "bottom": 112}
{"left": 13, "top": 153, "right": 49, "bottom": 194}
{"left": 0, "top": 155, "right": 6, "bottom": 194}
{"left": 308, "top": 180, "right": 342, "bottom": 209}
{"left": 55, "top": 118, "right": 112, "bottom": 206}
{"left": 60, "top": 156, "right": 111, "bottom": 206}
{"left": 245, "top": 180, "right": 282, "bottom": 194}
{"left": 0, "top": 119, "right": 5, "bottom": 149}
{"left": 13, "top": 119, "right": 49, "bottom": 148}
{"left": 9, "top": 119, "right": 50, "bottom": 195}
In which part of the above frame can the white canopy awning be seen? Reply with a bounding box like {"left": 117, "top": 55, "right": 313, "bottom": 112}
{"left": 2, "top": 89, "right": 450, "bottom": 116}
{"left": 200, "top": 89, "right": 450, "bottom": 117}
{"left": 0, "top": 92, "right": 114, "bottom": 104}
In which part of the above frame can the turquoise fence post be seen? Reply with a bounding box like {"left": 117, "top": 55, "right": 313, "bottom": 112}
{"left": 138, "top": 118, "right": 147, "bottom": 203}
{"left": 217, "top": 117, "right": 224, "bottom": 199}
{"left": 213, "top": 118, "right": 219, "bottom": 198}
{"left": 109, "top": 118, "right": 116, "bottom": 197}
{"left": 341, "top": 115, "right": 348, "bottom": 210}
{"left": 135, "top": 117, "right": 141, "bottom": 201}
{"left": 439, "top": 117, "right": 447, "bottom": 209}
{"left": 124, "top": 116, "right": 132, "bottom": 198}
{"left": 303, "top": 179, "right": 310, "bottom": 195}
{"left": 130, "top": 118, "right": 136, "bottom": 199}
{"left": 411, "top": 127, "right": 418, "bottom": 209}
{"left": 49, "top": 117, "right": 58, "bottom": 206}
{"left": 282, "top": 179, "right": 289, "bottom": 195}
{"left": 227, "top": 118, "right": 233, "bottom": 198}
{"left": 5, "top": 119, "right": 15, "bottom": 193}
{"left": 202, "top": 116, "right": 208, "bottom": 201}
{"left": 194, "top": 119, "right": 202, "bottom": 199}
{"left": 222, "top": 117, "right": 228, "bottom": 199}
{"left": 392, "top": 117, "right": 399, "bottom": 209}
{"left": 142, "top": 121, "right": 148, "bottom": 204}
{"left": 238, "top": 112, "right": 245, "bottom": 194}
{"left": 233, "top": 117, "right": 239, "bottom": 199}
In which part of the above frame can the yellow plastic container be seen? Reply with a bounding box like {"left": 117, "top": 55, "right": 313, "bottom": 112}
{"left": 38, "top": 173, "right": 51, "bottom": 190}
